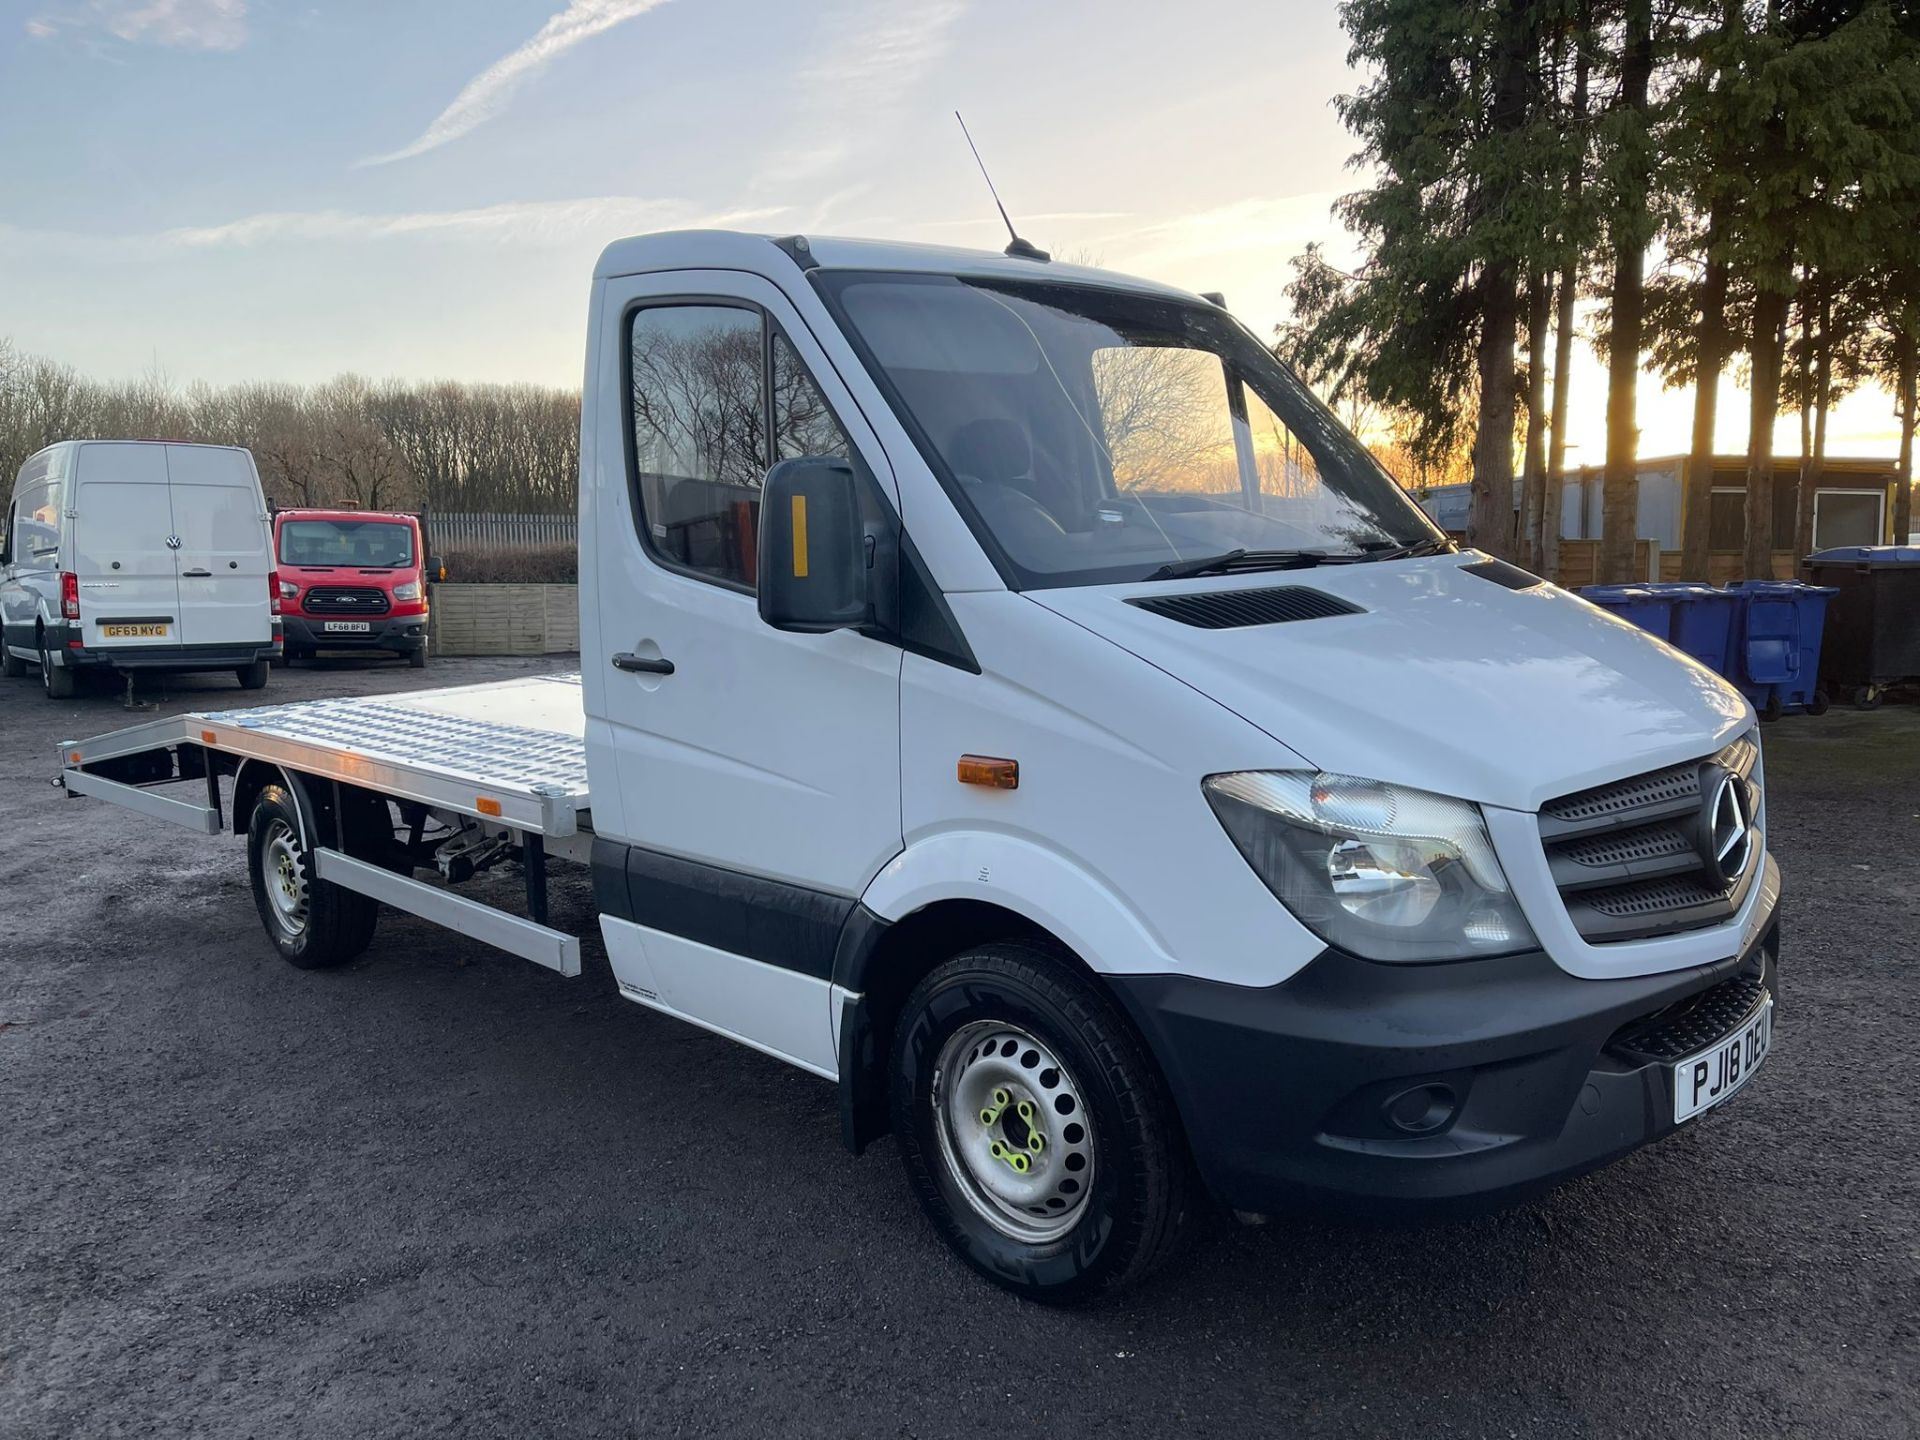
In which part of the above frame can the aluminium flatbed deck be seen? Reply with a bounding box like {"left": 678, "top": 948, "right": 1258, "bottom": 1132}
{"left": 58, "top": 672, "right": 592, "bottom": 977}
{"left": 61, "top": 672, "right": 589, "bottom": 837}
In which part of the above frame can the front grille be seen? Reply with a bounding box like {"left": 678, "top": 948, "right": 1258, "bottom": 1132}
{"left": 1609, "top": 972, "right": 1767, "bottom": 1062}
{"left": 1538, "top": 735, "right": 1761, "bottom": 943}
{"left": 1542, "top": 761, "right": 1701, "bottom": 826}
{"left": 302, "top": 586, "right": 391, "bottom": 616}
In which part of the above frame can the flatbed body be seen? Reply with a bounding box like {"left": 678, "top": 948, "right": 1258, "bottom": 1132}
{"left": 62, "top": 672, "right": 589, "bottom": 837}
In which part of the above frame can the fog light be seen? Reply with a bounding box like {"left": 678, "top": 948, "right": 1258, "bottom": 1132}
{"left": 1382, "top": 1083, "right": 1458, "bottom": 1136}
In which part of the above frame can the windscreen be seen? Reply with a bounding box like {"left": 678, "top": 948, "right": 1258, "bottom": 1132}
{"left": 818, "top": 272, "right": 1440, "bottom": 588}
{"left": 278, "top": 519, "right": 414, "bottom": 568}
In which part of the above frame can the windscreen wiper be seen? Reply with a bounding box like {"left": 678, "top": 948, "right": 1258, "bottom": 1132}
{"left": 1358, "top": 537, "right": 1455, "bottom": 563}
{"left": 1145, "top": 548, "right": 1330, "bottom": 581}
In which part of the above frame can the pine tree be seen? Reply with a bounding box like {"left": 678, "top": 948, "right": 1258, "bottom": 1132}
{"left": 1326, "top": 0, "right": 1571, "bottom": 558}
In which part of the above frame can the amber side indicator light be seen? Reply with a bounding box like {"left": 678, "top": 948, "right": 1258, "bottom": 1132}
{"left": 476, "top": 797, "right": 503, "bottom": 817}
{"left": 957, "top": 755, "right": 1019, "bottom": 790}
{"left": 200, "top": 730, "right": 218, "bottom": 745}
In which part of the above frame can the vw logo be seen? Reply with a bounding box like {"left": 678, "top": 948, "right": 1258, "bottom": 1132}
{"left": 1699, "top": 766, "right": 1755, "bottom": 886}
{"left": 165, "top": 535, "right": 182, "bottom": 550}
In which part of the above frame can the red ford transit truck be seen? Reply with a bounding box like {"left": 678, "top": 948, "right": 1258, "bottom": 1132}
{"left": 273, "top": 509, "right": 432, "bottom": 667}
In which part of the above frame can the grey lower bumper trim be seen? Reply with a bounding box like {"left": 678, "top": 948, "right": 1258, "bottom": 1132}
{"left": 314, "top": 848, "right": 581, "bottom": 977}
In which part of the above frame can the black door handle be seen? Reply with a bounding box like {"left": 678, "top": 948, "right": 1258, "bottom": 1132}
{"left": 611, "top": 652, "right": 675, "bottom": 675}
{"left": 181, "top": 568, "right": 213, "bottom": 578}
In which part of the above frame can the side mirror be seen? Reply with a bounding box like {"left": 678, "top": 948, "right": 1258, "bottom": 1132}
{"left": 758, "top": 457, "right": 869, "bottom": 633}
{"left": 429, "top": 555, "right": 446, "bottom": 582}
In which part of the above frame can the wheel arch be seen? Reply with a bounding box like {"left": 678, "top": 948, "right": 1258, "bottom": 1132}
{"left": 232, "top": 758, "right": 314, "bottom": 844}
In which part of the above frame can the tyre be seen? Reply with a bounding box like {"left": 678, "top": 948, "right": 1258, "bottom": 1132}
{"left": 890, "top": 941, "right": 1191, "bottom": 1304}
{"left": 38, "top": 634, "right": 75, "bottom": 699}
{"left": 406, "top": 645, "right": 427, "bottom": 669}
{"left": 236, "top": 659, "right": 269, "bottom": 690}
{"left": 1854, "top": 684, "right": 1884, "bottom": 711}
{"left": 0, "top": 627, "right": 25, "bottom": 679}
{"left": 245, "top": 783, "right": 380, "bottom": 968}
{"left": 1805, "top": 686, "right": 1831, "bottom": 717}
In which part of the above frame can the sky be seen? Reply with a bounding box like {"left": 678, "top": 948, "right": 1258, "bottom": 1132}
{"left": 0, "top": 0, "right": 1902, "bottom": 460}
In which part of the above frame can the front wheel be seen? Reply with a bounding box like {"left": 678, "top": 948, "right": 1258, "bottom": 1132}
{"left": 890, "top": 942, "right": 1191, "bottom": 1304}
{"left": 1, "top": 627, "right": 25, "bottom": 679}
{"left": 406, "top": 646, "right": 427, "bottom": 670}
{"left": 246, "top": 784, "right": 379, "bottom": 968}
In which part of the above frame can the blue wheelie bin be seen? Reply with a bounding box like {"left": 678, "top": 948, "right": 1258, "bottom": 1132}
{"left": 1652, "top": 581, "right": 1739, "bottom": 675}
{"left": 1729, "top": 580, "right": 1838, "bottom": 718}
{"left": 1580, "top": 584, "right": 1674, "bottom": 641}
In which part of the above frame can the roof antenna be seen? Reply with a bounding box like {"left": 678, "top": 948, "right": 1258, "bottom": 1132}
{"left": 955, "top": 111, "right": 1050, "bottom": 263}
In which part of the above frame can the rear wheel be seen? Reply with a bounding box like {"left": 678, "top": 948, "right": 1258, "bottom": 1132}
{"left": 245, "top": 784, "right": 379, "bottom": 968}
{"left": 890, "top": 941, "right": 1191, "bottom": 1304}
{"left": 38, "top": 634, "right": 75, "bottom": 699}
{"left": 236, "top": 659, "right": 269, "bottom": 690}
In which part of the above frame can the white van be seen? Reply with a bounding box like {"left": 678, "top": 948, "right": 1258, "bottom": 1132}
{"left": 1, "top": 441, "right": 281, "bottom": 697}
{"left": 59, "top": 235, "right": 1780, "bottom": 1301}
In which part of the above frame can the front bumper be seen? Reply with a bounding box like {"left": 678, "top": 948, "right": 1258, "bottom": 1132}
{"left": 283, "top": 613, "right": 427, "bottom": 651}
{"left": 1112, "top": 874, "right": 1782, "bottom": 1215}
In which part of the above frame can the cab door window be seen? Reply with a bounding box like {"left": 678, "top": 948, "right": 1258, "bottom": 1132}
{"left": 626, "top": 304, "right": 858, "bottom": 589}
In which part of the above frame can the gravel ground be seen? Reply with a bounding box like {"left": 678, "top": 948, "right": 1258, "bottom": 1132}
{"left": 1, "top": 656, "right": 1916, "bottom": 1439}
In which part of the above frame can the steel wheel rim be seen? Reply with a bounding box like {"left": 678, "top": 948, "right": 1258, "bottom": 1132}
{"left": 931, "top": 1020, "right": 1096, "bottom": 1243}
{"left": 261, "top": 818, "right": 309, "bottom": 939}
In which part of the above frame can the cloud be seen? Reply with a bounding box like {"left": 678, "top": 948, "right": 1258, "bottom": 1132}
{"left": 25, "top": 0, "right": 248, "bottom": 50}
{"left": 360, "top": 0, "right": 674, "bottom": 166}
{"left": 1094, "top": 194, "right": 1348, "bottom": 271}
{"left": 0, "top": 196, "right": 787, "bottom": 259}
{"left": 754, "top": 0, "right": 968, "bottom": 190}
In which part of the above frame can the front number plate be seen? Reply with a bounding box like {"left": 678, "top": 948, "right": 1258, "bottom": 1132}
{"left": 1672, "top": 996, "right": 1773, "bottom": 1124}
{"left": 100, "top": 623, "right": 168, "bottom": 639}
{"left": 323, "top": 621, "right": 372, "bottom": 633}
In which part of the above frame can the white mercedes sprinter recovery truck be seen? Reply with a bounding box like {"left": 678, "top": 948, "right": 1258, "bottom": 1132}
{"left": 2, "top": 440, "right": 280, "bottom": 696}
{"left": 58, "top": 233, "right": 1780, "bottom": 1301}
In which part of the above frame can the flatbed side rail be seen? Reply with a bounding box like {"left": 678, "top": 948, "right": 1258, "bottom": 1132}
{"left": 315, "top": 850, "right": 581, "bottom": 977}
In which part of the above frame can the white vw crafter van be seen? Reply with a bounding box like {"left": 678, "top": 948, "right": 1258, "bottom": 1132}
{"left": 60, "top": 235, "right": 1779, "bottom": 1302}
{"left": 2, "top": 441, "right": 281, "bottom": 697}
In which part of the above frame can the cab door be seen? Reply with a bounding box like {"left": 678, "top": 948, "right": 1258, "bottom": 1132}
{"left": 585, "top": 270, "right": 903, "bottom": 1075}
{"left": 165, "top": 445, "right": 270, "bottom": 647}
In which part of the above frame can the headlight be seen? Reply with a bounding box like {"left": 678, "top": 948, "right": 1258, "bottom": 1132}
{"left": 393, "top": 581, "right": 422, "bottom": 601}
{"left": 1203, "top": 771, "right": 1537, "bottom": 962}
{"left": 277, "top": 579, "right": 299, "bottom": 599}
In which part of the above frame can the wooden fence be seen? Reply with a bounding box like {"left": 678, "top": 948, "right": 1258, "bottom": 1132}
{"left": 1655, "top": 551, "right": 1798, "bottom": 584}
{"left": 1551, "top": 541, "right": 1795, "bottom": 589}
{"left": 431, "top": 583, "right": 579, "bottom": 656}
{"left": 1551, "top": 539, "right": 1658, "bottom": 589}
{"left": 430, "top": 512, "right": 577, "bottom": 551}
